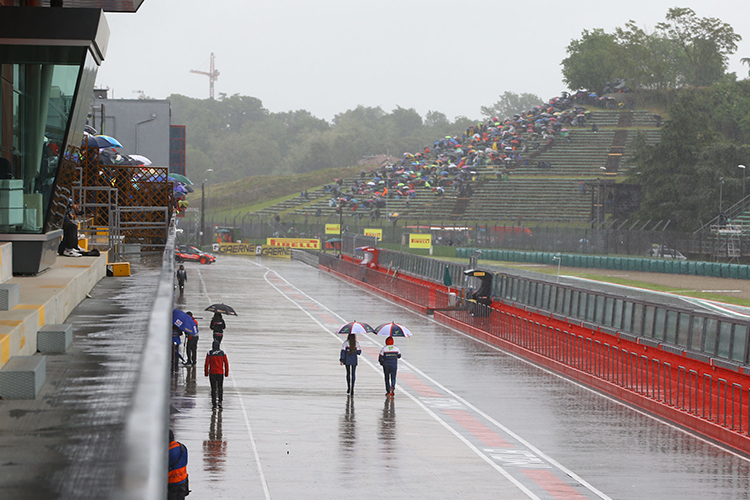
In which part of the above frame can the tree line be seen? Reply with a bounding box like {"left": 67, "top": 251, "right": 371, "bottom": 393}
{"left": 562, "top": 7, "right": 742, "bottom": 93}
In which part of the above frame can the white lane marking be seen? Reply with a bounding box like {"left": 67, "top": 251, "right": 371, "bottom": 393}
{"left": 231, "top": 376, "right": 272, "bottom": 500}
{"left": 262, "top": 269, "right": 541, "bottom": 499}
{"left": 196, "top": 267, "right": 272, "bottom": 500}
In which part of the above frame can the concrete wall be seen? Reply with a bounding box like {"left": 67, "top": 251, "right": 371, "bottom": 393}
{"left": 89, "top": 99, "right": 171, "bottom": 167}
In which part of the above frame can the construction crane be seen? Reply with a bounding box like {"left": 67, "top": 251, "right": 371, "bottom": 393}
{"left": 190, "top": 53, "right": 220, "bottom": 99}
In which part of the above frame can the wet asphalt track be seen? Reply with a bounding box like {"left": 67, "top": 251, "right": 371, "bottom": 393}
{"left": 169, "top": 255, "right": 750, "bottom": 500}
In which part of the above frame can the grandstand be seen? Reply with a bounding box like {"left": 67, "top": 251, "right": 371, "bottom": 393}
{"left": 253, "top": 107, "right": 663, "bottom": 226}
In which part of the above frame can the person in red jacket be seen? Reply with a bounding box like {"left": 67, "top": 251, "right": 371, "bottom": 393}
{"left": 204, "top": 340, "right": 229, "bottom": 409}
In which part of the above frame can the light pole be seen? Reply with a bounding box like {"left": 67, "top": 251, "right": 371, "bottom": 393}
{"left": 201, "top": 169, "right": 213, "bottom": 247}
{"left": 552, "top": 253, "right": 562, "bottom": 283}
{"left": 739, "top": 165, "right": 747, "bottom": 200}
{"left": 719, "top": 176, "right": 725, "bottom": 218}
{"left": 200, "top": 181, "right": 205, "bottom": 247}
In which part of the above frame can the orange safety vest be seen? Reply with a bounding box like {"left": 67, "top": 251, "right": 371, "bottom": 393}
{"left": 168, "top": 441, "right": 188, "bottom": 483}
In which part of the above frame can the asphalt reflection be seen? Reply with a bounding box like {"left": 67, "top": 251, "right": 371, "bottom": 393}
{"left": 168, "top": 256, "right": 750, "bottom": 500}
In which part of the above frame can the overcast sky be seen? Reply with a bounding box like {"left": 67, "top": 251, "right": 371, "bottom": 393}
{"left": 95, "top": 0, "right": 750, "bottom": 123}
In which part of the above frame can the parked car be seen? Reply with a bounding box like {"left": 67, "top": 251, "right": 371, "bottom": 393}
{"left": 647, "top": 245, "right": 687, "bottom": 260}
{"left": 175, "top": 245, "right": 216, "bottom": 264}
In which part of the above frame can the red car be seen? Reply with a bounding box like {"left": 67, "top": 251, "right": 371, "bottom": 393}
{"left": 175, "top": 246, "right": 216, "bottom": 265}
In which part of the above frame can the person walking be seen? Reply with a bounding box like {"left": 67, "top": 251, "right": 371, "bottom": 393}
{"left": 168, "top": 430, "right": 190, "bottom": 499}
{"left": 378, "top": 336, "right": 401, "bottom": 397}
{"left": 176, "top": 265, "right": 187, "bottom": 295}
{"left": 205, "top": 340, "right": 229, "bottom": 409}
{"left": 339, "top": 333, "right": 361, "bottom": 395}
{"left": 184, "top": 311, "right": 199, "bottom": 366}
{"left": 210, "top": 312, "right": 226, "bottom": 345}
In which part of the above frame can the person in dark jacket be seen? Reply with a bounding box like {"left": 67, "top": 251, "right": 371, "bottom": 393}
{"left": 210, "top": 312, "right": 226, "bottom": 345}
{"left": 205, "top": 340, "right": 229, "bottom": 409}
{"left": 168, "top": 429, "right": 189, "bottom": 499}
{"left": 378, "top": 336, "right": 402, "bottom": 397}
{"left": 339, "top": 333, "right": 361, "bottom": 395}
{"left": 184, "top": 311, "right": 199, "bottom": 366}
{"left": 60, "top": 198, "right": 81, "bottom": 257}
{"left": 176, "top": 265, "right": 187, "bottom": 295}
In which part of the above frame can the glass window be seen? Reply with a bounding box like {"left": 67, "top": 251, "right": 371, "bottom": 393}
{"left": 0, "top": 44, "right": 90, "bottom": 233}
{"left": 644, "top": 306, "right": 655, "bottom": 338}
{"left": 528, "top": 282, "right": 537, "bottom": 307}
{"left": 665, "top": 311, "right": 678, "bottom": 344}
{"left": 717, "top": 322, "right": 733, "bottom": 358}
{"left": 594, "top": 295, "right": 605, "bottom": 325}
{"left": 612, "top": 299, "right": 623, "bottom": 329}
{"left": 632, "top": 303, "right": 643, "bottom": 335}
{"left": 586, "top": 294, "right": 596, "bottom": 322}
{"left": 654, "top": 308, "right": 667, "bottom": 341}
{"left": 677, "top": 313, "right": 691, "bottom": 347}
{"left": 570, "top": 290, "right": 579, "bottom": 318}
{"left": 578, "top": 292, "right": 588, "bottom": 318}
{"left": 603, "top": 297, "right": 614, "bottom": 327}
{"left": 691, "top": 317, "right": 705, "bottom": 351}
{"left": 622, "top": 302, "right": 633, "bottom": 332}
{"left": 704, "top": 319, "right": 718, "bottom": 354}
{"left": 731, "top": 325, "right": 748, "bottom": 364}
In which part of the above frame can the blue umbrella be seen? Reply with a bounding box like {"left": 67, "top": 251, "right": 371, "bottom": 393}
{"left": 96, "top": 135, "right": 123, "bottom": 148}
{"left": 83, "top": 135, "right": 115, "bottom": 148}
{"left": 172, "top": 309, "right": 198, "bottom": 335}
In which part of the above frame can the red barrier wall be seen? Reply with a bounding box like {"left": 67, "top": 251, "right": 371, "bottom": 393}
{"left": 322, "top": 256, "right": 750, "bottom": 455}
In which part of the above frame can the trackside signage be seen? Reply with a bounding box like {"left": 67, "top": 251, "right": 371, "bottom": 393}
{"left": 214, "top": 242, "right": 256, "bottom": 254}
{"left": 364, "top": 228, "right": 382, "bottom": 240}
{"left": 266, "top": 237, "right": 321, "bottom": 250}
{"left": 255, "top": 245, "right": 292, "bottom": 258}
{"left": 325, "top": 224, "right": 340, "bottom": 234}
{"left": 409, "top": 234, "right": 432, "bottom": 249}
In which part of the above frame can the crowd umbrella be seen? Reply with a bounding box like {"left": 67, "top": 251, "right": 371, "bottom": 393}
{"left": 129, "top": 154, "right": 152, "bottom": 166}
{"left": 167, "top": 173, "right": 193, "bottom": 185}
{"left": 95, "top": 135, "right": 123, "bottom": 148}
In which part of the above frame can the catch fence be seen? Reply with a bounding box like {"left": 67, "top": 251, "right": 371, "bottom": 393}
{"left": 199, "top": 213, "right": 732, "bottom": 261}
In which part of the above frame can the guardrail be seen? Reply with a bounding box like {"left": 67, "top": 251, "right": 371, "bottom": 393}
{"left": 112, "top": 223, "right": 176, "bottom": 500}
{"left": 456, "top": 247, "right": 750, "bottom": 279}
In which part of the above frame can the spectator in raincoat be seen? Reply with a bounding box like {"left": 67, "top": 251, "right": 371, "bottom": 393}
{"left": 210, "top": 312, "right": 226, "bottom": 345}
{"left": 205, "top": 340, "right": 229, "bottom": 409}
{"left": 378, "top": 336, "right": 401, "bottom": 397}
{"left": 339, "top": 333, "right": 361, "bottom": 395}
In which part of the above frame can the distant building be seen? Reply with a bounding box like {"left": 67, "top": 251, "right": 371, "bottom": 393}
{"left": 88, "top": 92, "right": 171, "bottom": 167}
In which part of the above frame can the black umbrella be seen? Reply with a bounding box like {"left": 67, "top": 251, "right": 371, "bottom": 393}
{"left": 205, "top": 303, "right": 237, "bottom": 316}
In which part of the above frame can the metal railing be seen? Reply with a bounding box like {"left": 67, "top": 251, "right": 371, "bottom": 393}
{"left": 112, "top": 222, "right": 176, "bottom": 500}
{"left": 317, "top": 253, "right": 750, "bottom": 446}
{"left": 442, "top": 298, "right": 750, "bottom": 438}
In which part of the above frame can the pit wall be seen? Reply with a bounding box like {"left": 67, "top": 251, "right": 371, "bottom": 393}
{"left": 456, "top": 248, "right": 750, "bottom": 279}
{"left": 321, "top": 254, "right": 750, "bottom": 455}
